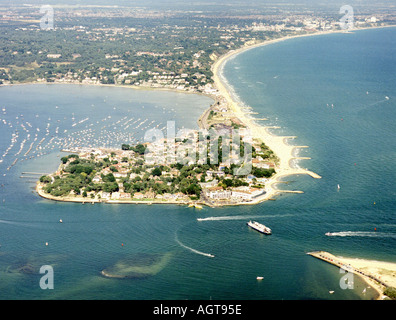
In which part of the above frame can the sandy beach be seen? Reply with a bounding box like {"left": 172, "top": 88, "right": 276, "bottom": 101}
{"left": 211, "top": 31, "right": 330, "bottom": 201}
{"left": 209, "top": 25, "right": 394, "bottom": 201}
{"left": 308, "top": 251, "right": 396, "bottom": 299}
{"left": 210, "top": 26, "right": 396, "bottom": 197}
{"left": 212, "top": 27, "right": 396, "bottom": 299}
{"left": 338, "top": 256, "right": 396, "bottom": 282}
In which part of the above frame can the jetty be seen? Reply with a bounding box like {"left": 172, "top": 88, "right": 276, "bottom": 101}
{"left": 275, "top": 168, "right": 322, "bottom": 179}
{"left": 278, "top": 190, "right": 304, "bottom": 194}
{"left": 307, "top": 251, "right": 389, "bottom": 291}
{"left": 22, "top": 172, "right": 49, "bottom": 175}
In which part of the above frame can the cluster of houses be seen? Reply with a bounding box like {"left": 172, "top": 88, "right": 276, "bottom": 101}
{"left": 99, "top": 190, "right": 190, "bottom": 202}
{"left": 64, "top": 129, "right": 275, "bottom": 204}
{"left": 203, "top": 186, "right": 266, "bottom": 202}
{"left": 67, "top": 147, "right": 194, "bottom": 202}
{"left": 144, "top": 126, "right": 257, "bottom": 166}
{"left": 199, "top": 171, "right": 270, "bottom": 204}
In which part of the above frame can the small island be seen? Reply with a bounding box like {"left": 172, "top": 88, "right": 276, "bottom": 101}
{"left": 37, "top": 130, "right": 278, "bottom": 207}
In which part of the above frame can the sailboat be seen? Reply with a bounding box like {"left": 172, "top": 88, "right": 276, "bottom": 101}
{"left": 337, "top": 184, "right": 340, "bottom": 190}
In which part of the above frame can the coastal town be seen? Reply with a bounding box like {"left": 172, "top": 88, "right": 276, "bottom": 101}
{"left": 27, "top": 3, "right": 392, "bottom": 208}
{"left": 1, "top": 3, "right": 395, "bottom": 91}
{"left": 37, "top": 129, "right": 278, "bottom": 207}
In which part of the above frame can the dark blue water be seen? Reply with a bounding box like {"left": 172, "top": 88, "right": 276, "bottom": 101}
{"left": 0, "top": 27, "right": 395, "bottom": 300}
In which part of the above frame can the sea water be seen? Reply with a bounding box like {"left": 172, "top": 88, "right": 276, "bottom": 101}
{"left": 0, "top": 27, "right": 395, "bottom": 300}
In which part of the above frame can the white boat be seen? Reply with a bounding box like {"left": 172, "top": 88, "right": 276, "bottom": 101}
{"left": 247, "top": 221, "right": 272, "bottom": 235}
{"left": 256, "top": 276, "right": 264, "bottom": 280}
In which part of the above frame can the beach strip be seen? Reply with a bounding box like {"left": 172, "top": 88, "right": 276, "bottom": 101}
{"left": 210, "top": 32, "right": 328, "bottom": 201}
{"left": 308, "top": 251, "right": 396, "bottom": 299}
{"left": 210, "top": 26, "right": 396, "bottom": 195}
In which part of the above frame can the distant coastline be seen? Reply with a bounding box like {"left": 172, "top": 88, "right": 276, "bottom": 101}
{"left": 29, "top": 24, "right": 395, "bottom": 207}
{"left": 209, "top": 24, "right": 396, "bottom": 200}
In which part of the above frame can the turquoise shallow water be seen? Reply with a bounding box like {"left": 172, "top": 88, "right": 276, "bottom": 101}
{"left": 0, "top": 27, "right": 395, "bottom": 300}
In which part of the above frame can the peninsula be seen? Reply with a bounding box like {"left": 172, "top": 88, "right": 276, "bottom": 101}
{"left": 308, "top": 251, "right": 396, "bottom": 300}
{"left": 36, "top": 132, "right": 278, "bottom": 207}
{"left": 39, "top": 26, "right": 396, "bottom": 207}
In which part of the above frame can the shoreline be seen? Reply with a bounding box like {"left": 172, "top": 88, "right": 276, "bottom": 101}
{"left": 36, "top": 182, "right": 204, "bottom": 207}
{"left": 210, "top": 32, "right": 329, "bottom": 201}
{"left": 308, "top": 251, "right": 396, "bottom": 300}
{"left": 15, "top": 24, "right": 395, "bottom": 207}
{"left": 0, "top": 77, "right": 217, "bottom": 105}
{"left": 209, "top": 24, "right": 395, "bottom": 202}
{"left": 0, "top": 80, "right": 216, "bottom": 131}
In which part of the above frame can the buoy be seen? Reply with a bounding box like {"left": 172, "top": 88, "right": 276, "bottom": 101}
{"left": 121, "top": 243, "right": 124, "bottom": 247}
{"left": 374, "top": 228, "right": 377, "bottom": 231}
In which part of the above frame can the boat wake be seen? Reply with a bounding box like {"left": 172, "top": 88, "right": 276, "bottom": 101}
{"left": 197, "top": 214, "right": 292, "bottom": 222}
{"left": 197, "top": 215, "right": 261, "bottom": 222}
{"left": 175, "top": 235, "right": 214, "bottom": 258}
{"left": 326, "top": 231, "right": 396, "bottom": 239}
{"left": 0, "top": 219, "right": 35, "bottom": 228}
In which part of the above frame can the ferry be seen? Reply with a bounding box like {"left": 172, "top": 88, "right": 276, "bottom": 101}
{"left": 247, "top": 221, "right": 272, "bottom": 235}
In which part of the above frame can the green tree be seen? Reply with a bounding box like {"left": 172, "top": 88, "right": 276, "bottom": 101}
{"left": 102, "top": 173, "right": 116, "bottom": 183}
{"left": 132, "top": 144, "right": 146, "bottom": 155}
{"left": 40, "top": 175, "right": 52, "bottom": 183}
{"left": 103, "top": 182, "right": 119, "bottom": 193}
{"left": 152, "top": 167, "right": 162, "bottom": 176}
{"left": 122, "top": 144, "right": 131, "bottom": 150}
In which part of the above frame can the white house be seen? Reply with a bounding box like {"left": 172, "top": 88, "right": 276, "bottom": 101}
{"left": 205, "top": 187, "right": 232, "bottom": 200}
{"left": 101, "top": 192, "right": 111, "bottom": 200}
{"left": 231, "top": 187, "right": 266, "bottom": 201}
